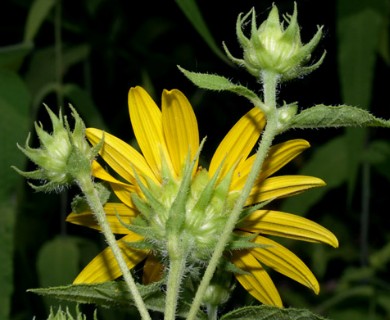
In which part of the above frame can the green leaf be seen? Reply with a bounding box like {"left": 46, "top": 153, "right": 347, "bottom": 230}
{"left": 220, "top": 305, "right": 329, "bottom": 320}
{"left": 28, "top": 281, "right": 206, "bottom": 319}
{"left": 178, "top": 67, "right": 264, "bottom": 107}
{"left": 175, "top": 0, "right": 230, "bottom": 64}
{"left": 289, "top": 105, "right": 390, "bottom": 129}
{"left": 0, "top": 69, "right": 30, "bottom": 320}
{"left": 0, "top": 42, "right": 33, "bottom": 71}
{"left": 337, "top": 0, "right": 386, "bottom": 107}
{"left": 25, "top": 45, "right": 90, "bottom": 106}
{"left": 24, "top": 0, "right": 56, "bottom": 42}
{"left": 37, "top": 236, "right": 81, "bottom": 313}
{"left": 363, "top": 140, "right": 390, "bottom": 181}
{"left": 337, "top": 0, "right": 388, "bottom": 202}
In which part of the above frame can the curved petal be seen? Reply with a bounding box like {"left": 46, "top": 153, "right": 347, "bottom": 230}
{"left": 209, "top": 107, "right": 265, "bottom": 180}
{"left": 109, "top": 182, "right": 138, "bottom": 208}
{"left": 249, "top": 234, "right": 319, "bottom": 293}
{"left": 162, "top": 89, "right": 199, "bottom": 177}
{"left": 142, "top": 254, "right": 165, "bottom": 284}
{"left": 90, "top": 161, "right": 138, "bottom": 208}
{"left": 231, "top": 250, "right": 283, "bottom": 307}
{"left": 86, "top": 128, "right": 158, "bottom": 184}
{"left": 237, "top": 210, "right": 339, "bottom": 247}
{"left": 231, "top": 139, "right": 310, "bottom": 190}
{"left": 128, "top": 86, "right": 173, "bottom": 179}
{"left": 91, "top": 161, "right": 135, "bottom": 190}
{"left": 66, "top": 202, "right": 138, "bottom": 234}
{"left": 73, "top": 232, "right": 148, "bottom": 284}
{"left": 247, "top": 175, "right": 326, "bottom": 204}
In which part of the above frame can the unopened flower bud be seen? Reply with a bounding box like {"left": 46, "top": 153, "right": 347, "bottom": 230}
{"left": 224, "top": 3, "right": 325, "bottom": 81}
{"left": 13, "top": 105, "right": 100, "bottom": 192}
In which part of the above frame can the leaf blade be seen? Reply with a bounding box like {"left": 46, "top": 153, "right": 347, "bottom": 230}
{"left": 290, "top": 105, "right": 390, "bottom": 129}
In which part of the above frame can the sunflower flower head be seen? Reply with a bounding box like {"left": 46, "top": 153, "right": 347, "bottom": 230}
{"left": 224, "top": 3, "right": 325, "bottom": 80}
{"left": 68, "top": 86, "right": 338, "bottom": 308}
{"left": 14, "top": 105, "right": 100, "bottom": 192}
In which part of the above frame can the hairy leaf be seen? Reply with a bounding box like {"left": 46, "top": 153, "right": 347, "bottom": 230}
{"left": 28, "top": 281, "right": 206, "bottom": 319}
{"left": 289, "top": 105, "right": 390, "bottom": 129}
{"left": 178, "top": 67, "right": 264, "bottom": 107}
{"left": 220, "top": 305, "right": 329, "bottom": 320}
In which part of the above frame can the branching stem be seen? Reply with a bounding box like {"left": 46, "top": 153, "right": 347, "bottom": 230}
{"left": 187, "top": 70, "right": 280, "bottom": 320}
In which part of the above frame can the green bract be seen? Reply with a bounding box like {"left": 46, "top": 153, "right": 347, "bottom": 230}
{"left": 224, "top": 3, "right": 325, "bottom": 80}
{"left": 13, "top": 105, "right": 100, "bottom": 192}
{"left": 130, "top": 153, "right": 240, "bottom": 263}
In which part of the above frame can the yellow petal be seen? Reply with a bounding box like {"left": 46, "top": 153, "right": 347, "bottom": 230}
{"left": 66, "top": 202, "right": 138, "bottom": 234}
{"left": 231, "top": 139, "right": 310, "bottom": 190}
{"left": 73, "top": 233, "right": 148, "bottom": 284}
{"left": 128, "top": 86, "right": 173, "bottom": 179}
{"left": 90, "top": 161, "right": 138, "bottom": 207}
{"left": 91, "top": 161, "right": 134, "bottom": 190}
{"left": 249, "top": 234, "right": 319, "bottom": 293}
{"left": 209, "top": 107, "right": 265, "bottom": 180}
{"left": 247, "top": 175, "right": 326, "bottom": 204}
{"left": 109, "top": 182, "right": 137, "bottom": 208}
{"left": 142, "top": 254, "right": 164, "bottom": 284}
{"left": 86, "top": 128, "right": 158, "bottom": 184}
{"left": 237, "top": 210, "right": 339, "bottom": 248}
{"left": 162, "top": 89, "right": 199, "bottom": 176}
{"left": 231, "top": 250, "right": 283, "bottom": 307}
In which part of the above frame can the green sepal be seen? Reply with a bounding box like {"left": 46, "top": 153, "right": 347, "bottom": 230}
{"left": 192, "top": 166, "right": 221, "bottom": 215}
{"left": 46, "top": 305, "right": 97, "bottom": 320}
{"left": 166, "top": 139, "right": 205, "bottom": 235}
{"left": 131, "top": 193, "right": 154, "bottom": 220}
{"left": 28, "top": 281, "right": 207, "bottom": 319}
{"left": 238, "top": 199, "right": 273, "bottom": 222}
{"left": 165, "top": 154, "right": 194, "bottom": 234}
{"left": 218, "top": 257, "right": 250, "bottom": 276}
{"left": 132, "top": 171, "right": 166, "bottom": 218}
{"left": 220, "top": 305, "right": 330, "bottom": 320}
{"left": 289, "top": 104, "right": 390, "bottom": 130}
{"left": 227, "top": 233, "right": 270, "bottom": 251}
{"left": 177, "top": 66, "right": 265, "bottom": 109}
{"left": 123, "top": 239, "right": 154, "bottom": 251}
{"left": 125, "top": 220, "right": 159, "bottom": 243}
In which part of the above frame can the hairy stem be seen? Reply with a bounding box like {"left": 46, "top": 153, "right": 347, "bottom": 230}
{"left": 164, "top": 238, "right": 187, "bottom": 320}
{"left": 187, "top": 70, "right": 280, "bottom": 320}
{"left": 76, "top": 175, "right": 151, "bottom": 320}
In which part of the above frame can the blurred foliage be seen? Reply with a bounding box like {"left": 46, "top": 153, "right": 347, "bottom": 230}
{"left": 0, "top": 0, "right": 389, "bottom": 319}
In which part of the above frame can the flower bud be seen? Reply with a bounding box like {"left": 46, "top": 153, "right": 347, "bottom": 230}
{"left": 276, "top": 102, "right": 298, "bottom": 132}
{"left": 224, "top": 3, "right": 325, "bottom": 80}
{"left": 202, "top": 270, "right": 233, "bottom": 308}
{"left": 13, "top": 105, "right": 100, "bottom": 192}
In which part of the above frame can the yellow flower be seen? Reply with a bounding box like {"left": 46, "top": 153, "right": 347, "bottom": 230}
{"left": 67, "top": 86, "right": 338, "bottom": 307}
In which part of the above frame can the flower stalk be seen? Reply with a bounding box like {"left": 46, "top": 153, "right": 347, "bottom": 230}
{"left": 164, "top": 236, "right": 188, "bottom": 320}
{"left": 75, "top": 175, "right": 152, "bottom": 320}
{"left": 13, "top": 106, "right": 152, "bottom": 320}
{"left": 187, "top": 71, "right": 281, "bottom": 320}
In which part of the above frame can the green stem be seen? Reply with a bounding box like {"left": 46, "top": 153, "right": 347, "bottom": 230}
{"left": 164, "top": 240, "right": 187, "bottom": 320}
{"left": 261, "top": 70, "right": 279, "bottom": 109}
{"left": 187, "top": 70, "right": 280, "bottom": 320}
{"left": 207, "top": 305, "right": 218, "bottom": 320}
{"left": 76, "top": 175, "right": 151, "bottom": 320}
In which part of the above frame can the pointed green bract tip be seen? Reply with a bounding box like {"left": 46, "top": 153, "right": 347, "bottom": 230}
{"left": 13, "top": 104, "right": 99, "bottom": 192}
{"left": 229, "top": 2, "right": 324, "bottom": 81}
